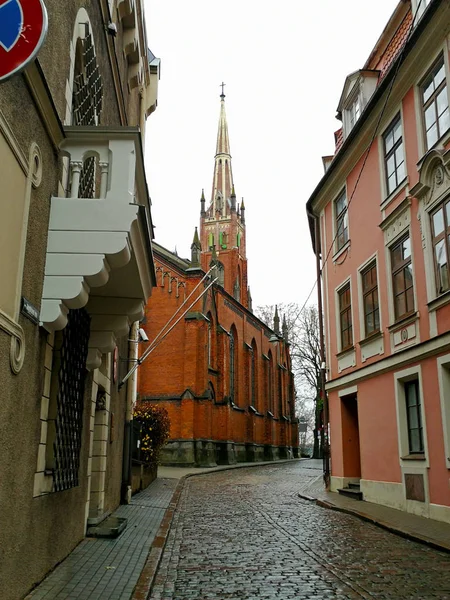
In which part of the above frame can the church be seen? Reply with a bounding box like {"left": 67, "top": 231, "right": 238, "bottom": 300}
{"left": 138, "top": 91, "right": 299, "bottom": 466}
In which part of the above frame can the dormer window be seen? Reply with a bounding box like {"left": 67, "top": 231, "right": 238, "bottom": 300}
{"left": 338, "top": 70, "right": 380, "bottom": 139}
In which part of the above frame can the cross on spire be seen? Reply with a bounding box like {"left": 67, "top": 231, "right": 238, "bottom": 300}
{"left": 220, "top": 81, "right": 226, "bottom": 98}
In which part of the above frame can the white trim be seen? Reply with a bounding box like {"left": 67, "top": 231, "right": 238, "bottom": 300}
{"left": 378, "top": 109, "right": 408, "bottom": 206}
{"left": 338, "top": 385, "right": 357, "bottom": 398}
{"left": 394, "top": 365, "right": 429, "bottom": 467}
{"left": 437, "top": 353, "right": 450, "bottom": 469}
{"left": 335, "top": 276, "right": 352, "bottom": 354}
{"left": 325, "top": 329, "right": 450, "bottom": 391}
{"left": 332, "top": 187, "right": 349, "bottom": 259}
{"left": 415, "top": 46, "right": 450, "bottom": 159}
{"left": 356, "top": 252, "right": 382, "bottom": 341}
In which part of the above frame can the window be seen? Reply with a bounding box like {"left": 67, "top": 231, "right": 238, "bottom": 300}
{"left": 405, "top": 380, "right": 424, "bottom": 454}
{"left": 335, "top": 191, "right": 348, "bottom": 251}
{"left": 250, "top": 347, "right": 256, "bottom": 407}
{"left": 431, "top": 199, "right": 450, "bottom": 294}
{"left": 349, "top": 96, "right": 361, "bottom": 129}
{"left": 414, "top": 0, "right": 432, "bottom": 23}
{"left": 421, "top": 56, "right": 449, "bottom": 150}
{"left": 339, "top": 284, "right": 353, "bottom": 351}
{"left": 229, "top": 328, "right": 236, "bottom": 403}
{"left": 362, "top": 262, "right": 379, "bottom": 336}
{"left": 383, "top": 115, "right": 406, "bottom": 195}
{"left": 268, "top": 351, "right": 273, "bottom": 413}
{"left": 391, "top": 234, "right": 414, "bottom": 320}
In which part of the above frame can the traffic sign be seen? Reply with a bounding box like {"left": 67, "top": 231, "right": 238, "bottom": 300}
{"left": 0, "top": 0, "right": 48, "bottom": 83}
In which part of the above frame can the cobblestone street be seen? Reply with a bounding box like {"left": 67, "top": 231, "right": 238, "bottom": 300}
{"left": 150, "top": 462, "right": 450, "bottom": 600}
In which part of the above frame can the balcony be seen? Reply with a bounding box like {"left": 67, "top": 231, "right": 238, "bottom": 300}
{"left": 40, "top": 126, "right": 156, "bottom": 369}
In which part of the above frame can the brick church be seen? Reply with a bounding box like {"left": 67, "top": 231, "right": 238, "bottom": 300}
{"left": 138, "top": 91, "right": 299, "bottom": 466}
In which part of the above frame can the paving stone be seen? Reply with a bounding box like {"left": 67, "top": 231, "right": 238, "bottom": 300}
{"left": 149, "top": 462, "right": 450, "bottom": 600}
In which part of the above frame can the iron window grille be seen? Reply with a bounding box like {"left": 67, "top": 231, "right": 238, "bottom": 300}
{"left": 53, "top": 308, "right": 90, "bottom": 492}
{"left": 72, "top": 31, "right": 104, "bottom": 199}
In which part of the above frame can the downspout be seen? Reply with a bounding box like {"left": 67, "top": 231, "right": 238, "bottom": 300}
{"left": 122, "top": 321, "right": 139, "bottom": 503}
{"left": 309, "top": 209, "right": 330, "bottom": 489}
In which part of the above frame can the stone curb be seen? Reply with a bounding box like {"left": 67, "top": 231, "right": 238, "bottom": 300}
{"left": 131, "top": 459, "right": 305, "bottom": 599}
{"left": 313, "top": 497, "right": 450, "bottom": 555}
{"left": 131, "top": 477, "right": 185, "bottom": 600}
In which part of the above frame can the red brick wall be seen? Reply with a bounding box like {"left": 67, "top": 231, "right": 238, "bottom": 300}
{"left": 138, "top": 251, "right": 298, "bottom": 452}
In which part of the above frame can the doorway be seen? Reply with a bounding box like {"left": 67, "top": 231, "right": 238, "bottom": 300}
{"left": 341, "top": 393, "right": 361, "bottom": 479}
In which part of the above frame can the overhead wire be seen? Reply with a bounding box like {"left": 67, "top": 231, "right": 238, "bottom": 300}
{"left": 298, "top": 0, "right": 426, "bottom": 313}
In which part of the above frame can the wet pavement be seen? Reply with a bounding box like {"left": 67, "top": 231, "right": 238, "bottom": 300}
{"left": 150, "top": 461, "right": 450, "bottom": 600}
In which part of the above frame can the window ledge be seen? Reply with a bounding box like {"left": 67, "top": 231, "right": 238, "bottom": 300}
{"left": 427, "top": 290, "right": 450, "bottom": 312}
{"left": 231, "top": 403, "right": 245, "bottom": 412}
{"left": 380, "top": 178, "right": 408, "bottom": 212}
{"left": 359, "top": 331, "right": 383, "bottom": 347}
{"left": 208, "top": 367, "right": 219, "bottom": 375}
{"left": 333, "top": 240, "right": 351, "bottom": 263}
{"left": 249, "top": 405, "right": 257, "bottom": 414}
{"left": 336, "top": 345, "right": 355, "bottom": 359}
{"left": 401, "top": 454, "right": 426, "bottom": 461}
{"left": 388, "top": 311, "right": 418, "bottom": 331}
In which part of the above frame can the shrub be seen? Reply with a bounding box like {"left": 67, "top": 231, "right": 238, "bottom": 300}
{"left": 133, "top": 403, "right": 170, "bottom": 465}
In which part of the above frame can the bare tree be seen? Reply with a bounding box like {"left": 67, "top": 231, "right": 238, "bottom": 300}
{"left": 255, "top": 303, "right": 322, "bottom": 458}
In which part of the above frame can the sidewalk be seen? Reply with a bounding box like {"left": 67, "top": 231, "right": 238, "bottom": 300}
{"left": 298, "top": 466, "right": 450, "bottom": 554}
{"left": 25, "top": 459, "right": 301, "bottom": 600}
{"left": 26, "top": 478, "right": 178, "bottom": 600}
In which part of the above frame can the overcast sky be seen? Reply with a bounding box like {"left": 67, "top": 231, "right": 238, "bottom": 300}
{"left": 144, "top": 0, "right": 399, "bottom": 310}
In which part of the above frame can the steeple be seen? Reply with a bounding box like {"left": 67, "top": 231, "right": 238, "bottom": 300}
{"left": 209, "top": 90, "right": 234, "bottom": 218}
{"left": 199, "top": 88, "right": 248, "bottom": 308}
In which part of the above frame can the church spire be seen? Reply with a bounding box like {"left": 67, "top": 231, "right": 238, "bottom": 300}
{"left": 210, "top": 88, "right": 234, "bottom": 217}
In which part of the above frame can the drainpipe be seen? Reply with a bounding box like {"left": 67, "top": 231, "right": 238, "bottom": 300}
{"left": 309, "top": 210, "right": 330, "bottom": 489}
{"left": 122, "top": 321, "right": 139, "bottom": 503}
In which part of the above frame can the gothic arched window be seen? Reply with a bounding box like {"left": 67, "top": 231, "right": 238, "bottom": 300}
{"left": 250, "top": 339, "right": 257, "bottom": 408}
{"left": 229, "top": 327, "right": 237, "bottom": 404}
{"left": 71, "top": 24, "right": 103, "bottom": 199}
{"left": 268, "top": 350, "right": 273, "bottom": 413}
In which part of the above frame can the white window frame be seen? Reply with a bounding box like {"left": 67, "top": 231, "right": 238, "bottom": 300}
{"left": 335, "top": 277, "right": 354, "bottom": 354}
{"left": 412, "top": 0, "right": 432, "bottom": 25}
{"left": 343, "top": 86, "right": 362, "bottom": 137}
{"left": 414, "top": 49, "right": 450, "bottom": 158}
{"left": 357, "top": 253, "right": 382, "bottom": 340}
{"left": 333, "top": 188, "right": 350, "bottom": 259}
{"left": 394, "top": 365, "right": 429, "bottom": 466}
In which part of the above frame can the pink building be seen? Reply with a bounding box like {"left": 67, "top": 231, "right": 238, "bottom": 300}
{"left": 307, "top": 0, "right": 450, "bottom": 523}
